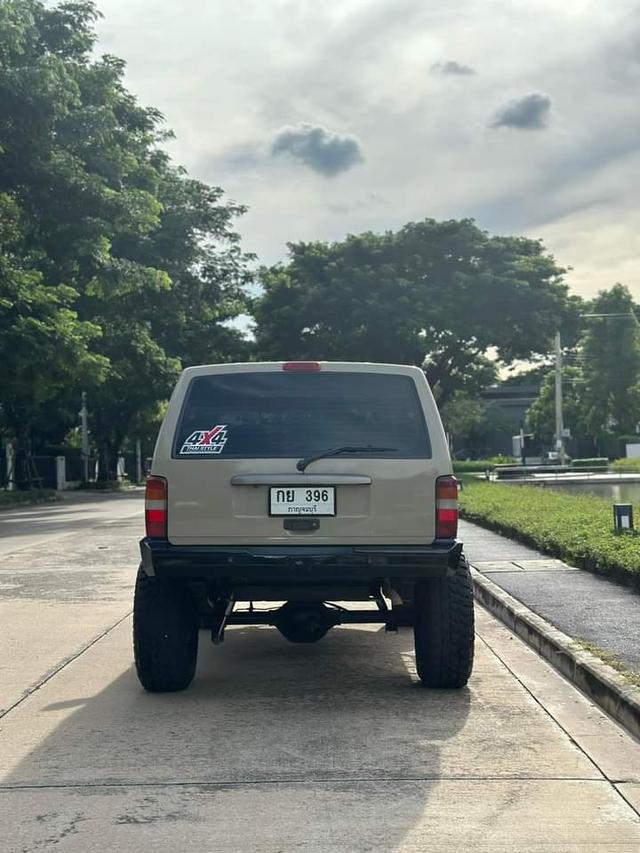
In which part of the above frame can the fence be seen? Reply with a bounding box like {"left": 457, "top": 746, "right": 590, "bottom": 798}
{"left": 1, "top": 448, "right": 141, "bottom": 490}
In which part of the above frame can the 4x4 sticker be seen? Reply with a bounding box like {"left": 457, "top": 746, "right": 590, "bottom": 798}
{"left": 180, "top": 425, "right": 228, "bottom": 455}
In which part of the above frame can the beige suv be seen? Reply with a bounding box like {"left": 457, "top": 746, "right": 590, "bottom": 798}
{"left": 135, "top": 361, "right": 474, "bottom": 691}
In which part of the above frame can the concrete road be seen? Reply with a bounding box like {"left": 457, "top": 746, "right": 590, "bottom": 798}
{"left": 0, "top": 490, "right": 143, "bottom": 556}
{"left": 1, "top": 504, "right": 639, "bottom": 851}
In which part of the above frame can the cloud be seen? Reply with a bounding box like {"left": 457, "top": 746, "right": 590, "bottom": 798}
{"left": 97, "top": 0, "right": 640, "bottom": 293}
{"left": 490, "top": 92, "right": 552, "bottom": 130}
{"left": 431, "top": 60, "right": 476, "bottom": 76}
{"left": 326, "top": 193, "right": 390, "bottom": 215}
{"left": 217, "top": 143, "right": 262, "bottom": 171}
{"left": 270, "top": 123, "right": 364, "bottom": 175}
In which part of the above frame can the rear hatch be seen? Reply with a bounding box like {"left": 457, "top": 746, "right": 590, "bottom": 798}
{"left": 159, "top": 364, "right": 443, "bottom": 546}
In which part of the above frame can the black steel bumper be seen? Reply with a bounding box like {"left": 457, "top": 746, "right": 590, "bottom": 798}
{"left": 140, "top": 538, "right": 462, "bottom": 583}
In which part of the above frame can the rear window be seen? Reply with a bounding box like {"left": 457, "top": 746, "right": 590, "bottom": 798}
{"left": 173, "top": 371, "right": 431, "bottom": 459}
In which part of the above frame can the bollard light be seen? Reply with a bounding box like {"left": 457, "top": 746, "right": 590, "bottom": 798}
{"left": 613, "top": 503, "right": 634, "bottom": 532}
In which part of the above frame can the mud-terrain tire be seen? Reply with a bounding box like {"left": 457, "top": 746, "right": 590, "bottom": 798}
{"left": 414, "top": 556, "right": 474, "bottom": 688}
{"left": 133, "top": 566, "right": 199, "bottom": 692}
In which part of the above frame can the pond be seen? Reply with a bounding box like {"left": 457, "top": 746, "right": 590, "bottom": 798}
{"left": 542, "top": 481, "right": 640, "bottom": 504}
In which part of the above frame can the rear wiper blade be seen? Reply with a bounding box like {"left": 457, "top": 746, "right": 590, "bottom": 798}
{"left": 296, "top": 445, "right": 397, "bottom": 473}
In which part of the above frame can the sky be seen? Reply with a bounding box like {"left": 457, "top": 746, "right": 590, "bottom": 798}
{"left": 96, "top": 0, "right": 640, "bottom": 299}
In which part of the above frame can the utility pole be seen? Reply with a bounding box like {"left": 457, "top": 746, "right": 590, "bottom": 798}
{"left": 554, "top": 331, "right": 566, "bottom": 465}
{"left": 80, "top": 391, "right": 89, "bottom": 482}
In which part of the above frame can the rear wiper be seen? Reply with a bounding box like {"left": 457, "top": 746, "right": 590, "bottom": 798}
{"left": 296, "top": 445, "right": 397, "bottom": 473}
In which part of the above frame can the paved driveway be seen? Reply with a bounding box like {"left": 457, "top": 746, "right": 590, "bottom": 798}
{"left": 0, "top": 501, "right": 639, "bottom": 851}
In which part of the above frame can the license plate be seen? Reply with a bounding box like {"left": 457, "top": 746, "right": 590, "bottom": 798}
{"left": 269, "top": 486, "right": 336, "bottom": 516}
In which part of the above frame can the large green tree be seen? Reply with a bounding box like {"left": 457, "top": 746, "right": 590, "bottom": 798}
{"left": 254, "top": 219, "right": 576, "bottom": 403}
{"left": 579, "top": 284, "right": 640, "bottom": 452}
{"left": 526, "top": 366, "right": 588, "bottom": 452}
{"left": 525, "top": 284, "right": 640, "bottom": 456}
{"left": 0, "top": 0, "right": 251, "bottom": 478}
{"left": 0, "top": 193, "right": 106, "bottom": 475}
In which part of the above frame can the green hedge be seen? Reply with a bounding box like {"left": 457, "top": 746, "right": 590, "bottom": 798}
{"left": 569, "top": 457, "right": 609, "bottom": 469}
{"left": 453, "top": 456, "right": 516, "bottom": 473}
{"left": 611, "top": 457, "right": 640, "bottom": 473}
{"left": 453, "top": 461, "right": 493, "bottom": 473}
{"left": 0, "top": 489, "right": 58, "bottom": 507}
{"left": 459, "top": 480, "right": 640, "bottom": 584}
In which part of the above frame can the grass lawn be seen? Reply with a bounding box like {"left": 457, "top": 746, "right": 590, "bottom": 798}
{"left": 459, "top": 479, "right": 640, "bottom": 586}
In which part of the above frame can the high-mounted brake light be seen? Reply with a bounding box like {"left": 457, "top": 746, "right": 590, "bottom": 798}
{"left": 282, "top": 361, "right": 322, "bottom": 372}
{"left": 436, "top": 475, "right": 459, "bottom": 539}
{"left": 145, "top": 476, "right": 167, "bottom": 538}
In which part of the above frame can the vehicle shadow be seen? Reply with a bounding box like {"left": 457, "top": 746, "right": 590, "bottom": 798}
{"left": 5, "top": 624, "right": 473, "bottom": 851}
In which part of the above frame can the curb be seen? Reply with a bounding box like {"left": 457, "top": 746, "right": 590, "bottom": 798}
{"left": 471, "top": 567, "right": 640, "bottom": 741}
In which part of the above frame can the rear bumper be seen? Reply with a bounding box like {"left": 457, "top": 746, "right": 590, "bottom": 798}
{"left": 140, "top": 538, "right": 462, "bottom": 583}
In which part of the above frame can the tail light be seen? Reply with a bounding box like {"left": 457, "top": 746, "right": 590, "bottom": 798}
{"left": 436, "top": 475, "right": 459, "bottom": 539}
{"left": 145, "top": 476, "right": 167, "bottom": 538}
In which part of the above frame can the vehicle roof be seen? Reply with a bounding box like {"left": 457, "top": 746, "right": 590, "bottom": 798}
{"left": 179, "top": 361, "right": 425, "bottom": 378}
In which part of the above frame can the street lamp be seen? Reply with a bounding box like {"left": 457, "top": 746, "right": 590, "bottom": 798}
{"left": 554, "top": 331, "right": 566, "bottom": 465}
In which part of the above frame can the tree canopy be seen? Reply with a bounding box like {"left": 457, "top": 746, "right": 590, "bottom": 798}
{"left": 254, "top": 219, "right": 577, "bottom": 403}
{"left": 0, "top": 0, "right": 251, "bottom": 477}
{"left": 2, "top": 0, "right": 636, "bottom": 481}
{"left": 579, "top": 285, "right": 640, "bottom": 449}
{"left": 526, "top": 284, "right": 640, "bottom": 457}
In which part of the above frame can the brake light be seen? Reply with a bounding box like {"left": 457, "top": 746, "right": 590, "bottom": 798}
{"left": 282, "top": 361, "right": 321, "bottom": 371}
{"left": 436, "top": 475, "right": 458, "bottom": 539}
{"left": 145, "top": 476, "right": 167, "bottom": 538}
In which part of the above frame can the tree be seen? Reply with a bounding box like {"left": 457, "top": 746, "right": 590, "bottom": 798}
{"left": 0, "top": 1, "right": 251, "bottom": 478}
{"left": 254, "top": 219, "right": 575, "bottom": 403}
{"left": 579, "top": 284, "right": 640, "bottom": 452}
{"left": 526, "top": 366, "right": 588, "bottom": 453}
{"left": 525, "top": 285, "right": 640, "bottom": 456}
{"left": 0, "top": 192, "right": 106, "bottom": 480}
{"left": 439, "top": 393, "right": 486, "bottom": 448}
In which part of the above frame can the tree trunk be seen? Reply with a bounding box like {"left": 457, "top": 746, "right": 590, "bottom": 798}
{"left": 98, "top": 441, "right": 116, "bottom": 482}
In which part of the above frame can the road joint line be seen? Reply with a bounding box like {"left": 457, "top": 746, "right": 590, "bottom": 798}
{"left": 472, "top": 568, "right": 640, "bottom": 742}
{"left": 615, "top": 783, "right": 640, "bottom": 818}
{"left": 475, "top": 581, "right": 640, "bottom": 821}
{"left": 475, "top": 631, "right": 608, "bottom": 784}
{"left": 0, "top": 776, "right": 613, "bottom": 792}
{"left": 0, "top": 611, "right": 132, "bottom": 720}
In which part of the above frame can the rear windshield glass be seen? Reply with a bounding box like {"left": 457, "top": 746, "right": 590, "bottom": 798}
{"left": 173, "top": 371, "right": 431, "bottom": 459}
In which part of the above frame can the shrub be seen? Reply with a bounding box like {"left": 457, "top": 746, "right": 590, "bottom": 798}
{"left": 453, "top": 455, "right": 516, "bottom": 473}
{"left": 453, "top": 461, "right": 493, "bottom": 473}
{"left": 611, "top": 457, "right": 640, "bottom": 473}
{"left": 0, "top": 489, "right": 58, "bottom": 507}
{"left": 73, "top": 479, "right": 131, "bottom": 491}
{"left": 569, "top": 458, "right": 609, "bottom": 469}
{"left": 459, "top": 480, "right": 640, "bottom": 584}
{"left": 486, "top": 455, "right": 518, "bottom": 465}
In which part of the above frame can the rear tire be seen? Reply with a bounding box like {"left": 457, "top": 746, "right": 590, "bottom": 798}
{"left": 414, "top": 556, "right": 474, "bottom": 688}
{"left": 133, "top": 566, "right": 199, "bottom": 692}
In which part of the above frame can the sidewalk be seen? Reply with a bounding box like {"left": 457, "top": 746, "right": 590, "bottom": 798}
{"left": 460, "top": 519, "right": 640, "bottom": 676}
